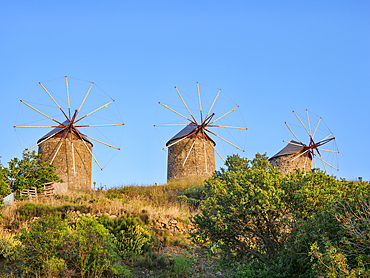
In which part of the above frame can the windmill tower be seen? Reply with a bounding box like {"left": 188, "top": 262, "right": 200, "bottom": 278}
{"left": 269, "top": 140, "right": 312, "bottom": 174}
{"left": 166, "top": 124, "right": 216, "bottom": 180}
{"left": 269, "top": 110, "right": 339, "bottom": 174}
{"left": 14, "top": 76, "right": 124, "bottom": 190}
{"left": 38, "top": 118, "right": 93, "bottom": 189}
{"left": 155, "top": 82, "right": 247, "bottom": 181}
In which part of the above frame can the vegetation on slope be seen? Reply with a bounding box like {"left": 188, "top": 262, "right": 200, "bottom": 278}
{"left": 0, "top": 152, "right": 370, "bottom": 277}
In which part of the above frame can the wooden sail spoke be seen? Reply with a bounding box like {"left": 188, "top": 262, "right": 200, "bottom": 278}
{"left": 175, "top": 87, "right": 198, "bottom": 124}
{"left": 159, "top": 102, "right": 194, "bottom": 124}
{"left": 313, "top": 151, "right": 327, "bottom": 172}
{"left": 20, "top": 100, "right": 64, "bottom": 126}
{"left": 50, "top": 133, "right": 69, "bottom": 164}
{"left": 290, "top": 148, "right": 310, "bottom": 162}
{"left": 183, "top": 138, "right": 197, "bottom": 167}
{"left": 314, "top": 153, "right": 339, "bottom": 172}
{"left": 68, "top": 133, "right": 76, "bottom": 177}
{"left": 80, "top": 133, "right": 120, "bottom": 150}
{"left": 66, "top": 76, "right": 71, "bottom": 120}
{"left": 208, "top": 141, "right": 225, "bottom": 163}
{"left": 317, "top": 155, "right": 338, "bottom": 171}
{"left": 77, "top": 82, "right": 94, "bottom": 115}
{"left": 317, "top": 133, "right": 333, "bottom": 144}
{"left": 209, "top": 106, "right": 239, "bottom": 125}
{"left": 14, "top": 125, "right": 60, "bottom": 128}
{"left": 312, "top": 117, "right": 322, "bottom": 140}
{"left": 75, "top": 123, "right": 125, "bottom": 128}
{"left": 285, "top": 122, "right": 304, "bottom": 145}
{"left": 282, "top": 140, "right": 304, "bottom": 147}
{"left": 74, "top": 100, "right": 114, "bottom": 124}
{"left": 317, "top": 148, "right": 339, "bottom": 154}
{"left": 154, "top": 124, "right": 189, "bottom": 127}
{"left": 24, "top": 126, "right": 68, "bottom": 153}
{"left": 205, "top": 128, "right": 244, "bottom": 152}
{"left": 75, "top": 131, "right": 102, "bottom": 170}
{"left": 205, "top": 89, "right": 221, "bottom": 120}
{"left": 306, "top": 109, "right": 312, "bottom": 137}
{"left": 40, "top": 82, "right": 69, "bottom": 121}
{"left": 207, "top": 125, "right": 247, "bottom": 130}
{"left": 203, "top": 140, "right": 207, "bottom": 173}
{"left": 163, "top": 135, "right": 189, "bottom": 150}
{"left": 293, "top": 111, "right": 311, "bottom": 137}
{"left": 197, "top": 82, "right": 203, "bottom": 123}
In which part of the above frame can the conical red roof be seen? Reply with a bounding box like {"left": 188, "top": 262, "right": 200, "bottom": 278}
{"left": 37, "top": 120, "right": 92, "bottom": 145}
{"left": 166, "top": 124, "right": 215, "bottom": 146}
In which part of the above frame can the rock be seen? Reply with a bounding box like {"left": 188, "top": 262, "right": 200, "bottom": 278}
{"left": 170, "top": 219, "right": 178, "bottom": 224}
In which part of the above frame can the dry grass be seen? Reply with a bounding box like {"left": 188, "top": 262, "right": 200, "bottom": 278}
{"left": 1, "top": 178, "right": 204, "bottom": 231}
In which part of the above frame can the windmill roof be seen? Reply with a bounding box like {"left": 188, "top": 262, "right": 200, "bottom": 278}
{"left": 166, "top": 124, "right": 216, "bottom": 146}
{"left": 269, "top": 140, "right": 305, "bottom": 160}
{"left": 37, "top": 120, "right": 92, "bottom": 145}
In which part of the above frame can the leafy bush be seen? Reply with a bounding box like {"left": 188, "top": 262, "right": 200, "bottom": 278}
{"left": 98, "top": 214, "right": 153, "bottom": 262}
{"left": 0, "top": 234, "right": 21, "bottom": 261}
{"left": 8, "top": 203, "right": 91, "bottom": 229}
{"left": 306, "top": 201, "right": 370, "bottom": 277}
{"left": 14, "top": 213, "right": 130, "bottom": 277}
{"left": 191, "top": 153, "right": 370, "bottom": 277}
{"left": 7, "top": 151, "right": 62, "bottom": 192}
{"left": 170, "top": 255, "right": 195, "bottom": 277}
{"left": 0, "top": 164, "right": 10, "bottom": 201}
{"left": 191, "top": 153, "right": 290, "bottom": 262}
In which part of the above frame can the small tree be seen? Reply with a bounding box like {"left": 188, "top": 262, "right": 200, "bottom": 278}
{"left": 191, "top": 153, "right": 291, "bottom": 262}
{"left": 15, "top": 213, "right": 131, "bottom": 277}
{"left": 0, "top": 165, "right": 10, "bottom": 198}
{"left": 0, "top": 163, "right": 11, "bottom": 206}
{"left": 7, "top": 151, "right": 62, "bottom": 192}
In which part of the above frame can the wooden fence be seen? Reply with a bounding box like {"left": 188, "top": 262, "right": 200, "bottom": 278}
{"left": 19, "top": 182, "right": 55, "bottom": 198}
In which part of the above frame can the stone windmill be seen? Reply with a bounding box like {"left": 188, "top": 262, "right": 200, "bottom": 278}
{"left": 155, "top": 82, "right": 247, "bottom": 181}
{"left": 14, "top": 76, "right": 124, "bottom": 189}
{"left": 269, "top": 110, "right": 339, "bottom": 174}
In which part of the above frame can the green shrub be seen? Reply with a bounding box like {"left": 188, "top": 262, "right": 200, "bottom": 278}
{"left": 10, "top": 203, "right": 91, "bottom": 229}
{"left": 191, "top": 153, "right": 370, "bottom": 277}
{"left": 98, "top": 214, "right": 153, "bottom": 262}
{"left": 157, "top": 254, "right": 170, "bottom": 268}
{"left": 306, "top": 201, "right": 370, "bottom": 277}
{"left": 67, "top": 216, "right": 129, "bottom": 277}
{"left": 170, "top": 255, "right": 194, "bottom": 277}
{"left": 177, "top": 195, "right": 188, "bottom": 204}
{"left": 14, "top": 213, "right": 130, "bottom": 277}
{"left": 0, "top": 164, "right": 10, "bottom": 201}
{"left": 179, "top": 184, "right": 206, "bottom": 200}
{"left": 7, "top": 151, "right": 62, "bottom": 192}
{"left": 15, "top": 212, "right": 69, "bottom": 276}
{"left": 191, "top": 153, "right": 290, "bottom": 261}
{"left": 43, "top": 256, "right": 67, "bottom": 278}
{"left": 0, "top": 234, "right": 22, "bottom": 261}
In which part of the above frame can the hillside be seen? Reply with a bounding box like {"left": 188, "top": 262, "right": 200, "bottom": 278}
{"left": 1, "top": 154, "right": 370, "bottom": 277}
{"left": 0, "top": 179, "right": 222, "bottom": 277}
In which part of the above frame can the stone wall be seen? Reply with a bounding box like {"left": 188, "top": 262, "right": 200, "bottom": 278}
{"left": 270, "top": 152, "right": 312, "bottom": 174}
{"left": 167, "top": 136, "right": 215, "bottom": 181}
{"left": 38, "top": 137, "right": 92, "bottom": 190}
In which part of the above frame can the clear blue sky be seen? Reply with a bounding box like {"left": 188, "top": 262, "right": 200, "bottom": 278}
{"left": 1, "top": 1, "right": 369, "bottom": 187}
